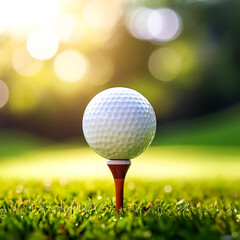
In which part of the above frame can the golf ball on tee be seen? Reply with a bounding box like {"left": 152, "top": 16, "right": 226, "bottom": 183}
{"left": 82, "top": 87, "right": 156, "bottom": 159}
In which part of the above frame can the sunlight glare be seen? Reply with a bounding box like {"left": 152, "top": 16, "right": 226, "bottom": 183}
{"left": 12, "top": 47, "right": 43, "bottom": 76}
{"left": 51, "top": 12, "right": 75, "bottom": 42}
{"left": 27, "top": 28, "right": 59, "bottom": 60}
{"left": 54, "top": 50, "right": 87, "bottom": 82}
{"left": 0, "top": 21, "right": 5, "bottom": 35}
{"left": 0, "top": 0, "right": 57, "bottom": 36}
{"left": 0, "top": 146, "right": 240, "bottom": 180}
{"left": 83, "top": 0, "right": 122, "bottom": 33}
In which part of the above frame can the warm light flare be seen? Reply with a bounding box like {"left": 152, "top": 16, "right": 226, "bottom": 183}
{"left": 50, "top": 12, "right": 75, "bottom": 42}
{"left": 83, "top": 0, "right": 122, "bottom": 33}
{"left": 27, "top": 28, "right": 59, "bottom": 60}
{"left": 12, "top": 47, "right": 43, "bottom": 76}
{"left": 54, "top": 50, "right": 88, "bottom": 82}
{"left": 0, "top": 146, "right": 239, "bottom": 180}
{"left": 0, "top": 0, "right": 57, "bottom": 37}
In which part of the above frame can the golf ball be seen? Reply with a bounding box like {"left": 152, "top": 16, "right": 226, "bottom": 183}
{"left": 82, "top": 87, "right": 156, "bottom": 159}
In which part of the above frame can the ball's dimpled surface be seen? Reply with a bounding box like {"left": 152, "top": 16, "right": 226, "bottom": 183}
{"left": 82, "top": 87, "right": 156, "bottom": 159}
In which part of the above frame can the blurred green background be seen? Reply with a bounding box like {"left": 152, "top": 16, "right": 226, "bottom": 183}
{"left": 0, "top": 0, "right": 239, "bottom": 180}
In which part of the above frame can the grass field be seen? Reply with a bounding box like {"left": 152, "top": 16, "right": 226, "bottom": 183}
{"left": 0, "top": 179, "right": 240, "bottom": 240}
{"left": 0, "top": 106, "right": 240, "bottom": 239}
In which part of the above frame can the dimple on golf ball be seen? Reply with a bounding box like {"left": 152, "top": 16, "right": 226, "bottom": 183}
{"left": 82, "top": 87, "right": 156, "bottom": 159}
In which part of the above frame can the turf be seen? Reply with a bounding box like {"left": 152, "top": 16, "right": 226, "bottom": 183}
{"left": 154, "top": 104, "right": 240, "bottom": 146}
{"left": 0, "top": 106, "right": 239, "bottom": 239}
{"left": 0, "top": 179, "right": 240, "bottom": 240}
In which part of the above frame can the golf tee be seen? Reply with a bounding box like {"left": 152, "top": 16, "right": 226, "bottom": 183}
{"left": 107, "top": 160, "right": 131, "bottom": 214}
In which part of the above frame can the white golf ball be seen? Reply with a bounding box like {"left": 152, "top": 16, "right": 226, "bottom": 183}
{"left": 82, "top": 87, "right": 156, "bottom": 159}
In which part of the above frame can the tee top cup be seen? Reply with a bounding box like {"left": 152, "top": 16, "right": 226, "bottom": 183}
{"left": 82, "top": 87, "right": 156, "bottom": 213}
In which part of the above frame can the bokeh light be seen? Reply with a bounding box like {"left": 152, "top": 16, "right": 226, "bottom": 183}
{"left": 12, "top": 47, "right": 43, "bottom": 76}
{"left": 127, "top": 7, "right": 182, "bottom": 43}
{"left": 148, "top": 8, "right": 182, "bottom": 42}
{"left": 148, "top": 48, "right": 182, "bottom": 81}
{"left": 83, "top": 0, "right": 122, "bottom": 33}
{"left": 0, "top": 80, "right": 9, "bottom": 108}
{"left": 50, "top": 12, "right": 76, "bottom": 42}
{"left": 0, "top": 0, "right": 238, "bottom": 150}
{"left": 68, "top": 16, "right": 85, "bottom": 43}
{"left": 27, "top": 28, "right": 59, "bottom": 60}
{"left": 86, "top": 55, "right": 114, "bottom": 85}
{"left": 164, "top": 185, "right": 172, "bottom": 193}
{"left": 54, "top": 50, "right": 88, "bottom": 82}
{"left": 127, "top": 7, "right": 153, "bottom": 40}
{"left": 59, "top": 176, "right": 68, "bottom": 186}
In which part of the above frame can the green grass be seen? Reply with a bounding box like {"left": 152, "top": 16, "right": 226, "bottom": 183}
{"left": 154, "top": 104, "right": 240, "bottom": 146}
{"left": 0, "top": 105, "right": 240, "bottom": 239}
{"left": 0, "top": 179, "right": 240, "bottom": 240}
{"left": 0, "top": 130, "right": 50, "bottom": 158}
{"left": 0, "top": 145, "right": 240, "bottom": 180}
